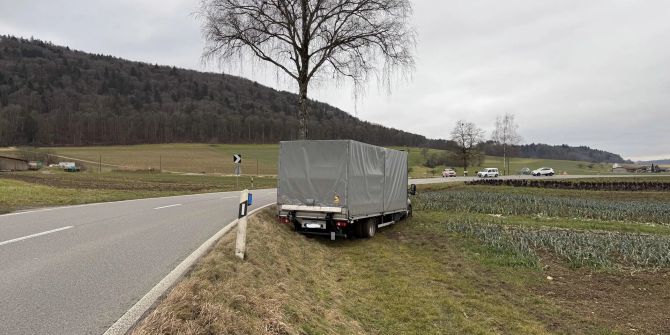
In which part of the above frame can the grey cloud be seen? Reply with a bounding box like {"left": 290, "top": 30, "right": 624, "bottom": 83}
{"left": 1, "top": 0, "right": 668, "bottom": 159}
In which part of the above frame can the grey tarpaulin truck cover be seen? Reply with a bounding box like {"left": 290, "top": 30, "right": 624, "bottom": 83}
{"left": 277, "top": 140, "right": 408, "bottom": 218}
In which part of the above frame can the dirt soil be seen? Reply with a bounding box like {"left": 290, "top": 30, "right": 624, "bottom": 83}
{"left": 534, "top": 255, "right": 670, "bottom": 335}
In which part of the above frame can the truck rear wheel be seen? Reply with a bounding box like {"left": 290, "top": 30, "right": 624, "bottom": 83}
{"left": 364, "top": 219, "right": 377, "bottom": 238}
{"left": 354, "top": 221, "right": 364, "bottom": 238}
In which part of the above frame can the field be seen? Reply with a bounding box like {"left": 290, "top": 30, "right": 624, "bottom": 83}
{"left": 0, "top": 170, "right": 275, "bottom": 214}
{"left": 8, "top": 144, "right": 622, "bottom": 178}
{"left": 24, "top": 144, "right": 280, "bottom": 175}
{"left": 132, "top": 181, "right": 670, "bottom": 334}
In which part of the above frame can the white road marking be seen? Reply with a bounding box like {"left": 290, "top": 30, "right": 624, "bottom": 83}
{"left": 0, "top": 226, "right": 74, "bottom": 247}
{"left": 221, "top": 196, "right": 236, "bottom": 200}
{"left": 103, "top": 202, "right": 276, "bottom": 335}
{"left": 153, "top": 204, "right": 182, "bottom": 210}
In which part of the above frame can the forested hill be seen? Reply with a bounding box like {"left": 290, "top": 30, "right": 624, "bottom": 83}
{"left": 0, "top": 35, "right": 437, "bottom": 147}
{"left": 483, "top": 142, "right": 630, "bottom": 163}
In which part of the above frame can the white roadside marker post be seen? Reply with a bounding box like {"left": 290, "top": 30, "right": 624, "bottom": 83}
{"left": 235, "top": 189, "right": 251, "bottom": 259}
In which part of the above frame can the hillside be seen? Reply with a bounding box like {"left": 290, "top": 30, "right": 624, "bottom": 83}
{"left": 0, "top": 35, "right": 628, "bottom": 163}
{"left": 483, "top": 142, "right": 629, "bottom": 164}
{"left": 0, "top": 36, "right": 437, "bottom": 147}
{"left": 640, "top": 159, "right": 670, "bottom": 165}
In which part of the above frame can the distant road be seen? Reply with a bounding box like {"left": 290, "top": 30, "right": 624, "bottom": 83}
{"left": 409, "top": 174, "right": 670, "bottom": 185}
{"left": 0, "top": 173, "right": 666, "bottom": 334}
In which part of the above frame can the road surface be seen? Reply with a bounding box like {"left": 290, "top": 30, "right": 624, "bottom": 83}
{"left": 0, "top": 189, "right": 277, "bottom": 335}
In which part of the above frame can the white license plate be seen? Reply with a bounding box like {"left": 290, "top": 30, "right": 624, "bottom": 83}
{"left": 303, "top": 220, "right": 325, "bottom": 229}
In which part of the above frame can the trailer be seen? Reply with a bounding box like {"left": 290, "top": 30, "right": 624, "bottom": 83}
{"left": 277, "top": 140, "right": 414, "bottom": 240}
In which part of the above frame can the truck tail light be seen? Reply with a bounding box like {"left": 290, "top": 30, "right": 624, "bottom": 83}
{"left": 335, "top": 221, "right": 348, "bottom": 228}
{"left": 278, "top": 216, "right": 290, "bottom": 224}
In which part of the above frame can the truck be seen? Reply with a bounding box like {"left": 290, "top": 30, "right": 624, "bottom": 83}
{"left": 277, "top": 140, "right": 415, "bottom": 240}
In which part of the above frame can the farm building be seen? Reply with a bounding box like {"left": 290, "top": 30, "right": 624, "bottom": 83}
{"left": 612, "top": 163, "right": 652, "bottom": 173}
{"left": 0, "top": 155, "right": 29, "bottom": 171}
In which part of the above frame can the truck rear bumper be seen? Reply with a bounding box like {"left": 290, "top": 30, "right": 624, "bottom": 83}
{"left": 296, "top": 229, "right": 348, "bottom": 240}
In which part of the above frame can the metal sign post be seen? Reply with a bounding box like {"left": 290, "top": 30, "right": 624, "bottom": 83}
{"left": 235, "top": 189, "right": 251, "bottom": 260}
{"left": 233, "top": 154, "right": 242, "bottom": 189}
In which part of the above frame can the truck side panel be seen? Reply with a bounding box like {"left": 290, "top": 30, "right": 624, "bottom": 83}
{"left": 278, "top": 141, "right": 348, "bottom": 209}
{"left": 383, "top": 149, "right": 408, "bottom": 212}
{"left": 347, "top": 141, "right": 385, "bottom": 216}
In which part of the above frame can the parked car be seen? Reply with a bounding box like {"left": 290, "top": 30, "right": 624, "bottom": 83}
{"left": 442, "top": 168, "right": 457, "bottom": 177}
{"left": 532, "top": 167, "right": 555, "bottom": 176}
{"left": 477, "top": 168, "right": 499, "bottom": 178}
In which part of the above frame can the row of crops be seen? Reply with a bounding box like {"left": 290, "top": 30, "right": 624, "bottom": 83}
{"left": 466, "top": 178, "right": 670, "bottom": 191}
{"left": 416, "top": 191, "right": 670, "bottom": 224}
{"left": 445, "top": 220, "right": 670, "bottom": 268}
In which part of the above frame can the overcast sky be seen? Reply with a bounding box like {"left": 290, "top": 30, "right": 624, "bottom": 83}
{"left": 1, "top": 0, "right": 669, "bottom": 160}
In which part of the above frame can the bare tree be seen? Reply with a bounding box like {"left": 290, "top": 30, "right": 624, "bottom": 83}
{"left": 491, "top": 113, "right": 521, "bottom": 175}
{"left": 450, "top": 120, "right": 484, "bottom": 172}
{"left": 198, "top": 0, "right": 416, "bottom": 139}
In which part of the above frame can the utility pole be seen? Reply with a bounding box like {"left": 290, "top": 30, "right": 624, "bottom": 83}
{"left": 99, "top": 155, "right": 102, "bottom": 173}
{"left": 159, "top": 155, "right": 162, "bottom": 172}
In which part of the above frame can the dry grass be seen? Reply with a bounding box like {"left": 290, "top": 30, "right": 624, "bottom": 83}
{"left": 132, "top": 209, "right": 367, "bottom": 335}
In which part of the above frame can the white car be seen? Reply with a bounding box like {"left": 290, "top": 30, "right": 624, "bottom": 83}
{"left": 442, "top": 168, "right": 457, "bottom": 177}
{"left": 532, "top": 167, "right": 555, "bottom": 176}
{"left": 477, "top": 168, "right": 499, "bottom": 178}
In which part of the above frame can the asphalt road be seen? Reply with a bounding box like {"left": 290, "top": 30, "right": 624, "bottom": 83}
{"left": 0, "top": 189, "right": 277, "bottom": 335}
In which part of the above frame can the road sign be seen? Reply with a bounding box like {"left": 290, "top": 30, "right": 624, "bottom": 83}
{"left": 233, "top": 154, "right": 242, "bottom": 164}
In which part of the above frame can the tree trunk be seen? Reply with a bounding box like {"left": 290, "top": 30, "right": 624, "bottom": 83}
{"left": 297, "top": 80, "right": 308, "bottom": 140}
{"left": 502, "top": 143, "right": 507, "bottom": 175}
{"left": 462, "top": 149, "right": 468, "bottom": 172}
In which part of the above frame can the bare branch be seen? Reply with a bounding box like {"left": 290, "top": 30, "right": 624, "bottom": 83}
{"left": 197, "top": 0, "right": 416, "bottom": 139}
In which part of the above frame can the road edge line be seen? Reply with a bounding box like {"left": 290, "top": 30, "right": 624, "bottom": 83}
{"left": 103, "top": 202, "right": 276, "bottom": 335}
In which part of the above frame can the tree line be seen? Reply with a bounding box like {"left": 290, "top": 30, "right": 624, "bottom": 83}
{"left": 0, "top": 36, "right": 433, "bottom": 147}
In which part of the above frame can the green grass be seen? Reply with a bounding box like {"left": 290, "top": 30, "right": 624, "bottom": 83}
{"left": 0, "top": 178, "right": 182, "bottom": 214}
{"left": 32, "top": 143, "right": 280, "bottom": 175}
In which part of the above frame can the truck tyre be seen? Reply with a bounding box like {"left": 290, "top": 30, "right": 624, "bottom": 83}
{"left": 364, "top": 219, "right": 377, "bottom": 238}
{"left": 354, "top": 222, "right": 364, "bottom": 238}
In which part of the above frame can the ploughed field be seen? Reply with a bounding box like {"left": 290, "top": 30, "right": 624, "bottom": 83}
{"left": 467, "top": 177, "right": 670, "bottom": 191}
{"left": 414, "top": 182, "right": 670, "bottom": 333}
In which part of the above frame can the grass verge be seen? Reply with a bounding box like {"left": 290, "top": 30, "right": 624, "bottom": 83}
{"left": 132, "top": 208, "right": 616, "bottom": 335}
{"left": 0, "top": 179, "right": 182, "bottom": 214}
